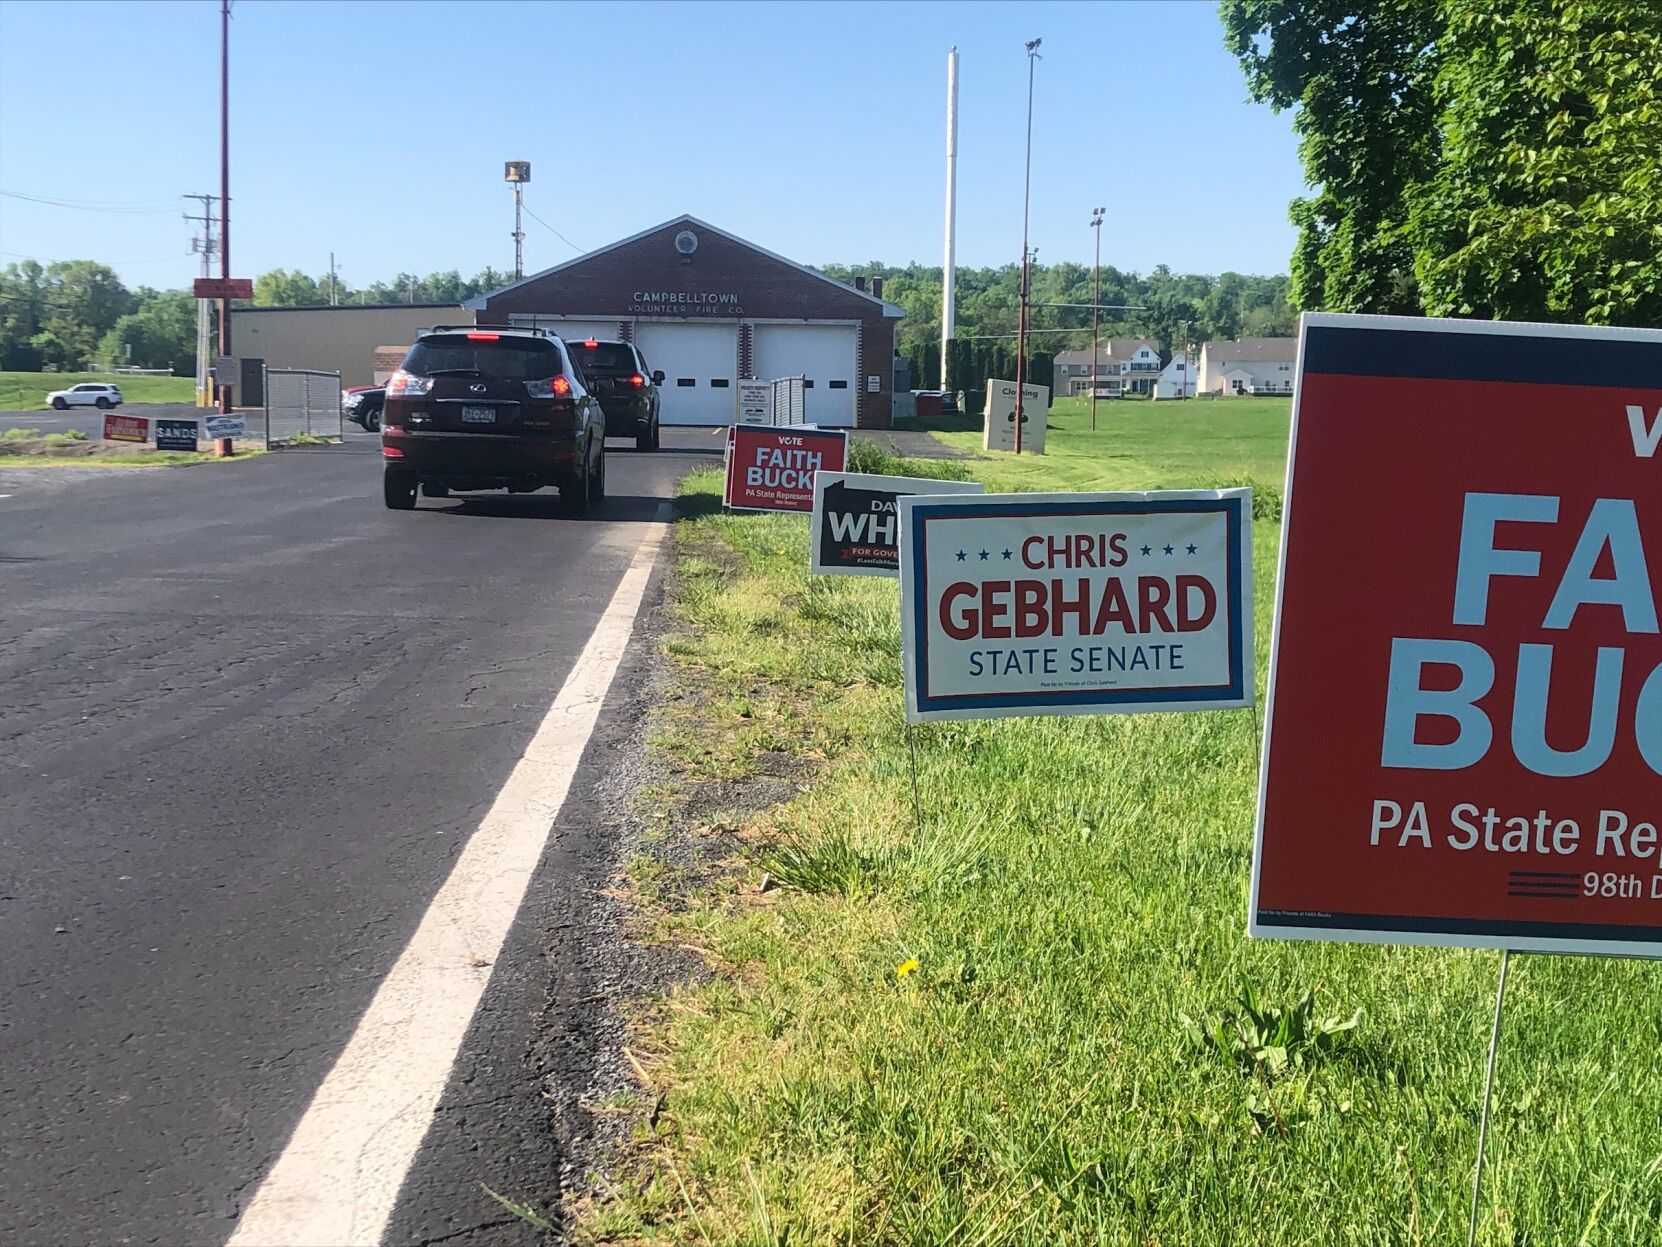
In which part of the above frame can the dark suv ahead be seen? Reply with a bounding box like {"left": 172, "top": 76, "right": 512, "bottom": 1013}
{"left": 566, "top": 338, "right": 662, "bottom": 451}
{"left": 380, "top": 326, "right": 606, "bottom": 512}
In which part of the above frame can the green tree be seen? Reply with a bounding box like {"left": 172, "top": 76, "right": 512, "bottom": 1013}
{"left": 0, "top": 259, "right": 50, "bottom": 369}
{"left": 97, "top": 291, "right": 197, "bottom": 373}
{"left": 1221, "top": 0, "right": 1441, "bottom": 314}
{"left": 1410, "top": 0, "right": 1662, "bottom": 323}
{"left": 253, "top": 269, "right": 325, "bottom": 306}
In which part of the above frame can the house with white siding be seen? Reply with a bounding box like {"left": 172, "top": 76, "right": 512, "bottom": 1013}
{"left": 1152, "top": 350, "right": 1195, "bottom": 399}
{"left": 1050, "top": 339, "right": 1164, "bottom": 397}
{"left": 1196, "top": 337, "right": 1298, "bottom": 395}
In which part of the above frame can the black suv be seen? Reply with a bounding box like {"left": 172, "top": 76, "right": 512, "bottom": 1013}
{"left": 566, "top": 338, "right": 663, "bottom": 451}
{"left": 380, "top": 325, "right": 606, "bottom": 512}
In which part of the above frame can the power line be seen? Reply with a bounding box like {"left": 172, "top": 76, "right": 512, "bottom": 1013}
{"left": 0, "top": 249, "right": 189, "bottom": 266}
{"left": 521, "top": 201, "right": 582, "bottom": 253}
{"left": 0, "top": 189, "right": 181, "bottom": 215}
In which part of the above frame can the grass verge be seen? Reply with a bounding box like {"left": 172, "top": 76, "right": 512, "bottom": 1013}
{"left": 582, "top": 396, "right": 1660, "bottom": 1245}
{"left": 0, "top": 370, "right": 196, "bottom": 408}
{"left": 0, "top": 438, "right": 265, "bottom": 467}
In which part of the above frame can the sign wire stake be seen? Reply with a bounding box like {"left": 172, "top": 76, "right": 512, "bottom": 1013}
{"left": 906, "top": 723, "right": 924, "bottom": 836}
{"left": 1468, "top": 948, "right": 1513, "bottom": 1247}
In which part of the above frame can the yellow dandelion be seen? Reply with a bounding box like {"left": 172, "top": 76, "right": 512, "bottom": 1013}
{"left": 896, "top": 958, "right": 919, "bottom": 979}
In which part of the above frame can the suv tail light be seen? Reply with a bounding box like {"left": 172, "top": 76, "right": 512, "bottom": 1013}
{"left": 386, "top": 370, "right": 433, "bottom": 398}
{"left": 629, "top": 374, "right": 646, "bottom": 388}
{"left": 525, "top": 375, "right": 571, "bottom": 400}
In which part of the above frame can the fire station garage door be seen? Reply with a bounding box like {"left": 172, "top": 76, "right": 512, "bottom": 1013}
{"left": 753, "top": 323, "right": 858, "bottom": 427}
{"left": 633, "top": 323, "right": 740, "bottom": 425}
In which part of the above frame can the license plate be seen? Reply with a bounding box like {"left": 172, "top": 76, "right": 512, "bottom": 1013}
{"left": 461, "top": 406, "right": 496, "bottom": 424}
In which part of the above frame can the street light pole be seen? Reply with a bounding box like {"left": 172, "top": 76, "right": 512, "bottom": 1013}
{"left": 1089, "top": 206, "right": 1104, "bottom": 431}
{"left": 1014, "top": 37, "right": 1041, "bottom": 456}
{"left": 214, "top": 0, "right": 233, "bottom": 456}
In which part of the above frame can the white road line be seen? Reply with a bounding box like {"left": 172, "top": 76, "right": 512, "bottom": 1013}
{"left": 228, "top": 510, "right": 669, "bottom": 1247}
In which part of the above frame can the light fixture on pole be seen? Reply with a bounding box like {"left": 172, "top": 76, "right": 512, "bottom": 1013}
{"left": 1089, "top": 206, "right": 1104, "bottom": 431}
{"left": 505, "top": 161, "right": 531, "bottom": 280}
{"left": 1014, "top": 36, "right": 1041, "bottom": 456}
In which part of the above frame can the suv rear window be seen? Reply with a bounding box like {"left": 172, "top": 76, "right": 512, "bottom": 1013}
{"left": 404, "top": 334, "right": 560, "bottom": 381}
{"left": 566, "top": 341, "right": 636, "bottom": 375}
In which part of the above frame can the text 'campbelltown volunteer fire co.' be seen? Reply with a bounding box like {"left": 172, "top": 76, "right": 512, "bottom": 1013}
{"left": 1252, "top": 312, "right": 1662, "bottom": 958}
{"left": 723, "top": 425, "right": 848, "bottom": 513}
{"left": 898, "top": 491, "right": 1254, "bottom": 723}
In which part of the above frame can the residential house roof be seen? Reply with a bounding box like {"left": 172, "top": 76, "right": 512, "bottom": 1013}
{"left": 1053, "top": 339, "right": 1158, "bottom": 366}
{"left": 1200, "top": 336, "right": 1298, "bottom": 364}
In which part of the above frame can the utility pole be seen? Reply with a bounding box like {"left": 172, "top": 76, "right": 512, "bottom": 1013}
{"left": 1013, "top": 37, "right": 1041, "bottom": 455}
{"left": 328, "top": 252, "right": 338, "bottom": 305}
{"left": 184, "top": 193, "right": 218, "bottom": 408}
{"left": 408, "top": 276, "right": 416, "bottom": 304}
{"left": 1089, "top": 206, "right": 1104, "bottom": 430}
{"left": 214, "top": 0, "right": 233, "bottom": 454}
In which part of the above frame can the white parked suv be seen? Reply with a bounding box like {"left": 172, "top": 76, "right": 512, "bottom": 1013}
{"left": 46, "top": 382, "right": 124, "bottom": 410}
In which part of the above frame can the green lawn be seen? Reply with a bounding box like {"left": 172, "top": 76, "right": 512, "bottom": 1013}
{"left": 584, "top": 399, "right": 1661, "bottom": 1246}
{"left": 0, "top": 370, "right": 196, "bottom": 409}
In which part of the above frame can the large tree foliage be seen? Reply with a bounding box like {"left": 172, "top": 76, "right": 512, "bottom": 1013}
{"left": 1410, "top": 0, "right": 1662, "bottom": 323}
{"left": 0, "top": 259, "right": 134, "bottom": 370}
{"left": 1224, "top": 0, "right": 1662, "bottom": 325}
{"left": 1221, "top": 0, "right": 1440, "bottom": 315}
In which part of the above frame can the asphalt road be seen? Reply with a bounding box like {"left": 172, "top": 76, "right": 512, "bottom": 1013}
{"left": 0, "top": 430, "right": 717, "bottom": 1245}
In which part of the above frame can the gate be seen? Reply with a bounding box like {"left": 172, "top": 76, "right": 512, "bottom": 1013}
{"left": 264, "top": 368, "right": 343, "bottom": 447}
{"left": 770, "top": 376, "right": 807, "bottom": 425}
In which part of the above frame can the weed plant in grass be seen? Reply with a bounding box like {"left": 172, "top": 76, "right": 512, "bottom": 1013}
{"left": 592, "top": 403, "right": 1661, "bottom": 1246}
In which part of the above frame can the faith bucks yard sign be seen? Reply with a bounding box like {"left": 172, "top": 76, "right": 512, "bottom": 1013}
{"left": 1252, "top": 313, "right": 1662, "bottom": 958}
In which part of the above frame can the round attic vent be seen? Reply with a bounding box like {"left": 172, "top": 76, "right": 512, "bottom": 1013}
{"left": 674, "top": 229, "right": 699, "bottom": 257}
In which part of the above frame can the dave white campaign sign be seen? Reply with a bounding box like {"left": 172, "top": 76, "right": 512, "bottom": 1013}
{"left": 1252, "top": 313, "right": 1662, "bottom": 958}
{"left": 899, "top": 490, "right": 1253, "bottom": 723}
{"left": 723, "top": 425, "right": 848, "bottom": 513}
{"left": 810, "top": 472, "right": 984, "bottom": 578}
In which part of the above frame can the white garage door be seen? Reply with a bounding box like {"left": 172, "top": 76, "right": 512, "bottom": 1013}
{"left": 634, "top": 323, "right": 740, "bottom": 425}
{"left": 753, "top": 323, "right": 859, "bottom": 427}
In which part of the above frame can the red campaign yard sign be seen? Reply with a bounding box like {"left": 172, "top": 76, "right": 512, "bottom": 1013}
{"left": 1252, "top": 313, "right": 1662, "bottom": 958}
{"left": 103, "top": 413, "right": 150, "bottom": 443}
{"left": 723, "top": 425, "right": 848, "bottom": 513}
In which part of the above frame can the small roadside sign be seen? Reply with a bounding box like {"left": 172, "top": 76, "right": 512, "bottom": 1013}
{"left": 103, "top": 413, "right": 150, "bottom": 444}
{"left": 898, "top": 489, "right": 1254, "bottom": 723}
{"left": 810, "top": 471, "right": 983, "bottom": 578}
{"left": 983, "top": 379, "right": 1049, "bottom": 453}
{"left": 723, "top": 425, "right": 848, "bottom": 513}
{"left": 1251, "top": 312, "right": 1662, "bottom": 958}
{"left": 155, "top": 419, "right": 199, "bottom": 452}
{"left": 737, "top": 380, "right": 774, "bottom": 425}
{"left": 203, "top": 414, "right": 246, "bottom": 440}
{"left": 194, "top": 276, "right": 254, "bottom": 300}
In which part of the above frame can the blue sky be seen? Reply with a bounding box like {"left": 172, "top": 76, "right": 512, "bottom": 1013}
{"left": 0, "top": 0, "right": 1304, "bottom": 291}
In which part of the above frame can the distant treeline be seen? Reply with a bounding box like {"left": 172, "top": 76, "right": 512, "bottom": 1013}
{"left": 820, "top": 263, "right": 1296, "bottom": 392}
{"left": 0, "top": 257, "right": 1293, "bottom": 377}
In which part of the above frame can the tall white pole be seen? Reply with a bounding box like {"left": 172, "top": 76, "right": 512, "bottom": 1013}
{"left": 941, "top": 45, "right": 958, "bottom": 391}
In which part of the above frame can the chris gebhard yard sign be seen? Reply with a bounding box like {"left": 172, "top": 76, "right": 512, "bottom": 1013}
{"left": 723, "top": 424, "right": 848, "bottom": 514}
{"left": 898, "top": 490, "right": 1254, "bottom": 722}
{"left": 1252, "top": 313, "right": 1662, "bottom": 958}
{"left": 810, "top": 472, "right": 984, "bottom": 578}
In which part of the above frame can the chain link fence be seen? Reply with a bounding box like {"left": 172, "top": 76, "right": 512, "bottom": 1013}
{"left": 264, "top": 368, "right": 343, "bottom": 447}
